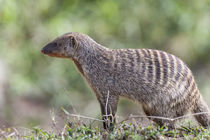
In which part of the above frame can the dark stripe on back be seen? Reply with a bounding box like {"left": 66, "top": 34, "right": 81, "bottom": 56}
{"left": 153, "top": 51, "right": 161, "bottom": 84}
{"left": 113, "top": 55, "right": 119, "bottom": 71}
{"left": 181, "top": 65, "right": 189, "bottom": 82}
{"left": 141, "top": 49, "right": 147, "bottom": 75}
{"left": 148, "top": 60, "right": 153, "bottom": 82}
{"left": 185, "top": 75, "right": 192, "bottom": 91}
{"left": 141, "top": 49, "right": 147, "bottom": 57}
{"left": 119, "top": 51, "right": 126, "bottom": 73}
{"left": 146, "top": 50, "right": 154, "bottom": 82}
{"left": 187, "top": 80, "right": 197, "bottom": 107}
{"left": 127, "top": 50, "right": 135, "bottom": 73}
{"left": 189, "top": 79, "right": 196, "bottom": 94}
{"left": 141, "top": 61, "right": 146, "bottom": 75}
{"left": 135, "top": 50, "right": 141, "bottom": 63}
{"left": 160, "top": 52, "right": 168, "bottom": 85}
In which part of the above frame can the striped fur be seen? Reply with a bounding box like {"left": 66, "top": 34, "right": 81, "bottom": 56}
{"left": 42, "top": 32, "right": 210, "bottom": 129}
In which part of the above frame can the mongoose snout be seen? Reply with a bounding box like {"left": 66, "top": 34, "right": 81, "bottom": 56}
{"left": 41, "top": 32, "right": 210, "bottom": 130}
{"left": 41, "top": 43, "right": 57, "bottom": 55}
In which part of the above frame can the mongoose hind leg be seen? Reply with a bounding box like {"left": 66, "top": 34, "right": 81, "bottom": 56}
{"left": 142, "top": 105, "right": 175, "bottom": 129}
{"left": 142, "top": 105, "right": 164, "bottom": 126}
{"left": 99, "top": 94, "right": 119, "bottom": 131}
{"left": 193, "top": 97, "right": 210, "bottom": 128}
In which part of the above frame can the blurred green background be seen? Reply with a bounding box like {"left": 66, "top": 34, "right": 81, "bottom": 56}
{"left": 0, "top": 0, "right": 210, "bottom": 130}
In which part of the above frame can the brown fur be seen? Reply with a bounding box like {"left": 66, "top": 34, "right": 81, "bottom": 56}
{"left": 41, "top": 32, "right": 210, "bottom": 129}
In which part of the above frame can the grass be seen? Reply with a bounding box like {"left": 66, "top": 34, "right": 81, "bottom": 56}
{"left": 1, "top": 108, "right": 209, "bottom": 139}
{"left": 0, "top": 121, "right": 209, "bottom": 140}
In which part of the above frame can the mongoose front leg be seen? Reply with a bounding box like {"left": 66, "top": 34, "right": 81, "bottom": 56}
{"left": 99, "top": 94, "right": 119, "bottom": 131}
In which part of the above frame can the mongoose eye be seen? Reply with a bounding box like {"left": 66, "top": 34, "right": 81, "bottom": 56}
{"left": 53, "top": 42, "right": 57, "bottom": 46}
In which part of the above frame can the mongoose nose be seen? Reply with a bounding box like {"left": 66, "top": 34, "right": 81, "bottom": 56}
{"left": 41, "top": 48, "right": 45, "bottom": 54}
{"left": 41, "top": 48, "right": 49, "bottom": 54}
{"left": 41, "top": 43, "right": 57, "bottom": 54}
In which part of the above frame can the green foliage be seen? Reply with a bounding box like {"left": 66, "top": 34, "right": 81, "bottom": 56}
{"left": 1, "top": 122, "right": 210, "bottom": 139}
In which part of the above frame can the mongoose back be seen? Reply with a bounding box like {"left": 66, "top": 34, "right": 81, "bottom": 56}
{"left": 41, "top": 32, "right": 210, "bottom": 129}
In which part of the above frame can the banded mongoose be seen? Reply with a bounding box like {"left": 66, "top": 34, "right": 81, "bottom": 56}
{"left": 41, "top": 32, "right": 210, "bottom": 129}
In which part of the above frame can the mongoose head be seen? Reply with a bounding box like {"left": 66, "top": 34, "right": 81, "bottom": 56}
{"left": 41, "top": 32, "right": 78, "bottom": 59}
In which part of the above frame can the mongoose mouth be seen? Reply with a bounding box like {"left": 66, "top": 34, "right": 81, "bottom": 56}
{"left": 41, "top": 43, "right": 61, "bottom": 57}
{"left": 41, "top": 50, "right": 64, "bottom": 58}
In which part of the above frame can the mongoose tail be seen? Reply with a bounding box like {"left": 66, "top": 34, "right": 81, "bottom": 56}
{"left": 193, "top": 96, "right": 210, "bottom": 127}
{"left": 41, "top": 32, "right": 210, "bottom": 130}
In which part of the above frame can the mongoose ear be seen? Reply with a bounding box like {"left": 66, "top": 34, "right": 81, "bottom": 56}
{"left": 69, "top": 36, "right": 78, "bottom": 50}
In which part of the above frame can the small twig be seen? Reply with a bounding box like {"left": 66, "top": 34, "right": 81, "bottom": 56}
{"left": 170, "top": 111, "right": 210, "bottom": 121}
{"left": 131, "top": 115, "right": 174, "bottom": 121}
{"left": 68, "top": 113, "right": 104, "bottom": 122}
{"left": 0, "top": 130, "right": 6, "bottom": 138}
{"left": 50, "top": 108, "right": 60, "bottom": 133}
{"left": 12, "top": 127, "right": 20, "bottom": 136}
{"left": 61, "top": 107, "right": 104, "bottom": 122}
{"left": 6, "top": 132, "right": 16, "bottom": 138}
{"left": 102, "top": 114, "right": 113, "bottom": 117}
{"left": 117, "top": 112, "right": 210, "bottom": 125}
{"left": 50, "top": 109, "right": 57, "bottom": 126}
{"left": 105, "top": 91, "right": 110, "bottom": 118}
{"left": 61, "top": 125, "right": 67, "bottom": 140}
